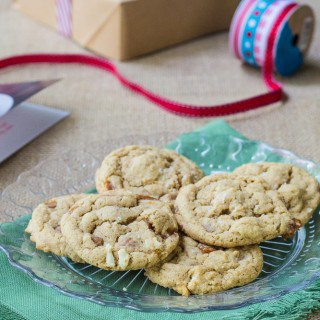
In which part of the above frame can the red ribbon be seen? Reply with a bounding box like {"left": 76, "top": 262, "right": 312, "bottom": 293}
{"left": 0, "top": 3, "right": 297, "bottom": 117}
{"left": 263, "top": 3, "right": 297, "bottom": 91}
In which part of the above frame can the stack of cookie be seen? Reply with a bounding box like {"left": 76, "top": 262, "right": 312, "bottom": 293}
{"left": 25, "top": 146, "right": 320, "bottom": 296}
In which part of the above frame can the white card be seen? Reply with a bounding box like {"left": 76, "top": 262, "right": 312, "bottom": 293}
{"left": 0, "top": 102, "right": 69, "bottom": 163}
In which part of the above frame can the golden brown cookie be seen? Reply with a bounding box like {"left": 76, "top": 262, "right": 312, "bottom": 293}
{"left": 61, "top": 190, "right": 179, "bottom": 270}
{"left": 233, "top": 162, "right": 320, "bottom": 226}
{"left": 25, "top": 194, "right": 87, "bottom": 262}
{"left": 174, "top": 173, "right": 300, "bottom": 247}
{"left": 95, "top": 146, "right": 203, "bottom": 199}
{"left": 145, "top": 235, "right": 263, "bottom": 296}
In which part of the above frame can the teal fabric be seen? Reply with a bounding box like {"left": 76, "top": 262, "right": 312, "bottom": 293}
{"left": 1, "top": 120, "right": 320, "bottom": 320}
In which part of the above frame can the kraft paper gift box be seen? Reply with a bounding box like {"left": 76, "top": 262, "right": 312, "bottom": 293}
{"left": 13, "top": 0, "right": 241, "bottom": 60}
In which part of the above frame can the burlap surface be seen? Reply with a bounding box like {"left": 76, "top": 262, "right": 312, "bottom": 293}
{"left": 0, "top": 1, "right": 320, "bottom": 317}
{"left": 1, "top": 0, "right": 320, "bottom": 196}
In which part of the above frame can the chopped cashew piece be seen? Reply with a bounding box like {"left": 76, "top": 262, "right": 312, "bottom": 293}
{"left": 118, "top": 248, "right": 130, "bottom": 269}
{"left": 105, "top": 243, "right": 115, "bottom": 267}
{"left": 144, "top": 237, "right": 162, "bottom": 250}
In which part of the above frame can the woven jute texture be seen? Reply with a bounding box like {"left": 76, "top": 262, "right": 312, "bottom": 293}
{"left": 1, "top": 0, "right": 319, "bottom": 195}
{"left": 0, "top": 1, "right": 320, "bottom": 318}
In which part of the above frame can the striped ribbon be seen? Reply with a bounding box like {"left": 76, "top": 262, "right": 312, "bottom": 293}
{"left": 0, "top": 0, "right": 310, "bottom": 117}
{"left": 230, "top": 0, "right": 299, "bottom": 91}
{"left": 56, "top": 0, "right": 72, "bottom": 37}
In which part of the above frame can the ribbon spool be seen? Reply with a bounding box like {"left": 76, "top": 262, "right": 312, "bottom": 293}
{"left": 230, "top": 0, "right": 315, "bottom": 76}
{"left": 0, "top": 0, "right": 316, "bottom": 117}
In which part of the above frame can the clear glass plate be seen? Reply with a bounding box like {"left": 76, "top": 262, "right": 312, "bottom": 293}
{"left": 1, "top": 132, "right": 320, "bottom": 313}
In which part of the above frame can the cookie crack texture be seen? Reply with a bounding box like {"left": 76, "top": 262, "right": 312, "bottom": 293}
{"left": 26, "top": 194, "right": 87, "bottom": 263}
{"left": 175, "top": 173, "right": 297, "bottom": 247}
{"left": 95, "top": 145, "right": 204, "bottom": 198}
{"left": 287, "top": 167, "right": 293, "bottom": 185}
{"left": 145, "top": 236, "right": 263, "bottom": 296}
{"left": 233, "top": 162, "right": 320, "bottom": 226}
{"left": 61, "top": 191, "right": 179, "bottom": 270}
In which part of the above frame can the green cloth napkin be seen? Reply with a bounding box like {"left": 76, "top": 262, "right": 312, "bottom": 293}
{"left": 1, "top": 120, "right": 320, "bottom": 320}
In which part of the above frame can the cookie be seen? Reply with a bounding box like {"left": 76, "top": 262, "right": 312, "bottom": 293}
{"left": 61, "top": 190, "right": 179, "bottom": 270}
{"left": 145, "top": 235, "right": 263, "bottom": 296}
{"left": 95, "top": 146, "right": 203, "bottom": 199}
{"left": 25, "top": 194, "right": 87, "bottom": 262}
{"left": 174, "top": 173, "right": 300, "bottom": 247}
{"left": 233, "top": 163, "right": 320, "bottom": 225}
